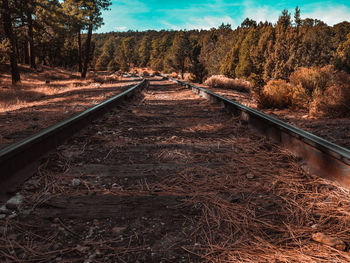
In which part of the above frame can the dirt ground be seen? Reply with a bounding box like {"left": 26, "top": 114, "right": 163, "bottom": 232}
{"left": 1, "top": 80, "right": 350, "bottom": 262}
{"left": 0, "top": 65, "right": 141, "bottom": 149}
{"left": 196, "top": 85, "right": 350, "bottom": 150}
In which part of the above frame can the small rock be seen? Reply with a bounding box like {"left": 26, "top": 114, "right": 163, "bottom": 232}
{"left": 8, "top": 212, "right": 17, "bottom": 219}
{"left": 71, "top": 178, "right": 81, "bottom": 186}
{"left": 311, "top": 224, "right": 318, "bottom": 229}
{"left": 97, "top": 131, "right": 102, "bottom": 136}
{"left": 0, "top": 214, "right": 6, "bottom": 219}
{"left": 203, "top": 109, "right": 209, "bottom": 112}
{"left": 0, "top": 205, "right": 8, "bottom": 214}
{"left": 246, "top": 173, "right": 255, "bottom": 179}
{"left": 6, "top": 193, "right": 24, "bottom": 209}
{"left": 128, "top": 128, "right": 133, "bottom": 131}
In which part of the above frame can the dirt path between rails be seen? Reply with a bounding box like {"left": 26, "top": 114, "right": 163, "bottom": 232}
{"left": 1, "top": 80, "right": 350, "bottom": 262}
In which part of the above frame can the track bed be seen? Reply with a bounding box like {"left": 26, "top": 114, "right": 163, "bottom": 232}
{"left": 1, "top": 80, "right": 350, "bottom": 262}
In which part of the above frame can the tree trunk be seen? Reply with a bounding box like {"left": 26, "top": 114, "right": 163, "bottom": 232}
{"left": 77, "top": 30, "right": 82, "bottom": 72}
{"left": 81, "top": 17, "right": 93, "bottom": 78}
{"left": 25, "top": 0, "right": 36, "bottom": 69}
{"left": 24, "top": 40, "right": 29, "bottom": 64}
{"left": 1, "top": 0, "right": 21, "bottom": 84}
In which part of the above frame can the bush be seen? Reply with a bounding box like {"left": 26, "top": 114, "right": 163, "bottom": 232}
{"left": 289, "top": 66, "right": 334, "bottom": 95}
{"left": 257, "top": 80, "right": 308, "bottom": 109}
{"left": 309, "top": 71, "right": 350, "bottom": 117}
{"left": 204, "top": 75, "right": 252, "bottom": 93}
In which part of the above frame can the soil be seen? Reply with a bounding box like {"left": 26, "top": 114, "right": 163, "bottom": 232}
{"left": 197, "top": 85, "right": 350, "bottom": 149}
{"left": 1, "top": 80, "right": 350, "bottom": 262}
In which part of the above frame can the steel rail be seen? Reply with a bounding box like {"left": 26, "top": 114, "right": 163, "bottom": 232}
{"left": 172, "top": 78, "right": 350, "bottom": 188}
{"left": 0, "top": 79, "right": 148, "bottom": 195}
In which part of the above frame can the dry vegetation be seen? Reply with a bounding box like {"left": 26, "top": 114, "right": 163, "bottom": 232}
{"left": 0, "top": 65, "right": 127, "bottom": 111}
{"left": 201, "top": 67, "right": 350, "bottom": 118}
{"left": 256, "top": 66, "right": 350, "bottom": 117}
{"left": 204, "top": 75, "right": 252, "bottom": 93}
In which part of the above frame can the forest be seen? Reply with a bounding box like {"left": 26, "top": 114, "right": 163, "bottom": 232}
{"left": 1, "top": 1, "right": 350, "bottom": 114}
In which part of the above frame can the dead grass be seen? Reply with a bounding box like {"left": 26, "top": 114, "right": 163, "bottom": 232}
{"left": 204, "top": 75, "right": 252, "bottom": 93}
{"left": 0, "top": 65, "right": 125, "bottom": 112}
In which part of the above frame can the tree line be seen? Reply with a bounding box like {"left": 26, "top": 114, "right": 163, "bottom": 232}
{"left": 92, "top": 7, "right": 350, "bottom": 86}
{"left": 0, "top": 0, "right": 111, "bottom": 83}
{"left": 1, "top": 4, "right": 350, "bottom": 86}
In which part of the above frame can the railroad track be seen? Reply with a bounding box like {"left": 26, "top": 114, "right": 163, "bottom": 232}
{"left": 0, "top": 79, "right": 148, "bottom": 197}
{"left": 171, "top": 78, "right": 350, "bottom": 187}
{"left": 1, "top": 78, "right": 350, "bottom": 262}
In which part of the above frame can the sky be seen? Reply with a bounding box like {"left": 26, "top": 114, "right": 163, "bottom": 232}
{"left": 97, "top": 0, "right": 350, "bottom": 33}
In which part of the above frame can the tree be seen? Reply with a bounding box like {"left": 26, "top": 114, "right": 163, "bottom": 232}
{"left": 80, "top": 0, "right": 111, "bottom": 78}
{"left": 167, "top": 31, "right": 191, "bottom": 79}
{"left": 188, "top": 39, "right": 207, "bottom": 83}
{"left": 24, "top": 0, "right": 36, "bottom": 68}
{"left": 138, "top": 35, "right": 152, "bottom": 67}
{"left": 335, "top": 33, "right": 350, "bottom": 73}
{"left": 1, "top": 0, "right": 21, "bottom": 83}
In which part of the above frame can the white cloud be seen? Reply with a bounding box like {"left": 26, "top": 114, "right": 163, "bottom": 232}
{"left": 242, "top": 1, "right": 280, "bottom": 24}
{"left": 116, "top": 26, "right": 127, "bottom": 31}
{"left": 184, "top": 16, "right": 236, "bottom": 30}
{"left": 302, "top": 5, "right": 350, "bottom": 25}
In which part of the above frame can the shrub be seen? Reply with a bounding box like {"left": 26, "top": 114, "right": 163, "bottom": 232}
{"left": 309, "top": 71, "right": 350, "bottom": 117}
{"left": 257, "top": 80, "right": 308, "bottom": 109}
{"left": 204, "top": 75, "right": 252, "bottom": 93}
{"left": 289, "top": 66, "right": 334, "bottom": 95}
{"left": 142, "top": 71, "right": 149, "bottom": 77}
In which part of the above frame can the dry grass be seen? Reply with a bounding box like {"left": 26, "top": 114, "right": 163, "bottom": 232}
{"left": 0, "top": 65, "right": 124, "bottom": 112}
{"left": 204, "top": 75, "right": 252, "bottom": 93}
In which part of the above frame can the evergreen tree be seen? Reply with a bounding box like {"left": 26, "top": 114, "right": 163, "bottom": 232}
{"left": 167, "top": 31, "right": 191, "bottom": 79}
{"left": 1, "top": 0, "right": 21, "bottom": 83}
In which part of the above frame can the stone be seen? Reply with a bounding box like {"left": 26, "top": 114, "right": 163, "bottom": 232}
{"left": 72, "top": 178, "right": 81, "bottom": 187}
{"left": 6, "top": 193, "right": 24, "bottom": 209}
{"left": 246, "top": 173, "right": 255, "bottom": 179}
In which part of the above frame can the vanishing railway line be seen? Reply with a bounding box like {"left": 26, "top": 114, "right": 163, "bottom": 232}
{"left": 1, "top": 78, "right": 350, "bottom": 262}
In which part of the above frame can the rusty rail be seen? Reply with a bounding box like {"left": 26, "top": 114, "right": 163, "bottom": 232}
{"left": 0, "top": 79, "right": 148, "bottom": 195}
{"left": 172, "top": 78, "right": 350, "bottom": 188}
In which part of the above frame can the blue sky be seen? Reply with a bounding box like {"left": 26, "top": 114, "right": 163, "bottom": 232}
{"left": 97, "top": 0, "right": 350, "bottom": 33}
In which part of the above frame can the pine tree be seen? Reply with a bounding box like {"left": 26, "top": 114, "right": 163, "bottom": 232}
{"left": 80, "top": 0, "right": 111, "bottom": 78}
{"left": 1, "top": 0, "right": 21, "bottom": 83}
{"left": 167, "top": 31, "right": 191, "bottom": 79}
